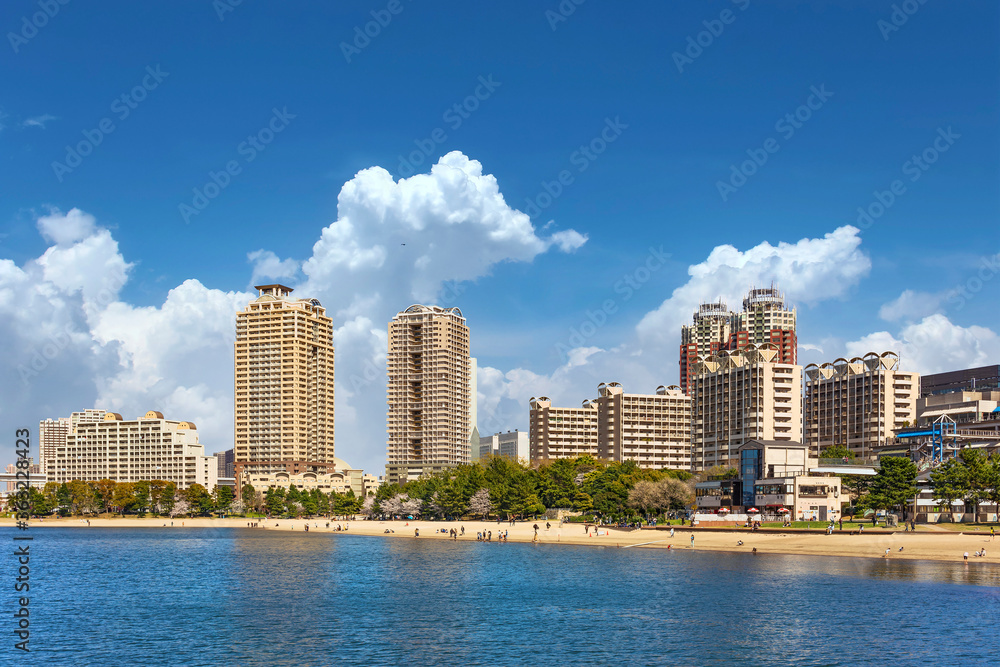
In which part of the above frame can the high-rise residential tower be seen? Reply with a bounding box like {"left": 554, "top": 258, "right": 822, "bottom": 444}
{"left": 679, "top": 285, "right": 798, "bottom": 395}
{"left": 385, "top": 305, "right": 471, "bottom": 485}
{"left": 39, "top": 417, "right": 69, "bottom": 474}
{"left": 690, "top": 344, "right": 802, "bottom": 471}
{"left": 728, "top": 285, "right": 797, "bottom": 367}
{"left": 804, "top": 352, "right": 918, "bottom": 460}
{"left": 234, "top": 285, "right": 335, "bottom": 485}
{"left": 679, "top": 300, "right": 734, "bottom": 395}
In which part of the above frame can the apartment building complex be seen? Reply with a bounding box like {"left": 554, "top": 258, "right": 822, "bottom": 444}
{"left": 804, "top": 351, "right": 918, "bottom": 460}
{"left": 45, "top": 411, "right": 217, "bottom": 489}
{"left": 529, "top": 384, "right": 692, "bottom": 470}
{"left": 529, "top": 397, "right": 599, "bottom": 461}
{"left": 385, "top": 305, "right": 472, "bottom": 485}
{"left": 690, "top": 345, "right": 802, "bottom": 471}
{"left": 679, "top": 285, "right": 797, "bottom": 394}
{"left": 39, "top": 409, "right": 107, "bottom": 474}
{"left": 234, "top": 285, "right": 336, "bottom": 484}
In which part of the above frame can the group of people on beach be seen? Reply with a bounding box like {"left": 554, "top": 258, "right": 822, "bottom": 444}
{"left": 476, "top": 530, "right": 508, "bottom": 542}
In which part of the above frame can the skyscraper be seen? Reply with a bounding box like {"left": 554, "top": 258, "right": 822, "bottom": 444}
{"left": 385, "top": 305, "right": 471, "bottom": 485}
{"left": 679, "top": 285, "right": 797, "bottom": 394}
{"left": 728, "top": 285, "right": 797, "bottom": 367}
{"left": 234, "top": 285, "right": 335, "bottom": 485}
{"left": 679, "top": 300, "right": 734, "bottom": 395}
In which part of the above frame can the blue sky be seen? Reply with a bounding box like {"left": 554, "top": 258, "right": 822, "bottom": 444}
{"left": 1, "top": 1, "right": 998, "bottom": 474}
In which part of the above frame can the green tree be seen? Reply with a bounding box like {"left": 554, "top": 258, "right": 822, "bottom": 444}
{"left": 214, "top": 485, "right": 234, "bottom": 514}
{"left": 132, "top": 481, "right": 151, "bottom": 515}
{"left": 94, "top": 479, "right": 117, "bottom": 515}
{"left": 863, "top": 457, "right": 917, "bottom": 515}
{"left": 57, "top": 482, "right": 72, "bottom": 510}
{"left": 67, "top": 480, "right": 97, "bottom": 515}
{"left": 27, "top": 487, "right": 53, "bottom": 516}
{"left": 241, "top": 484, "right": 257, "bottom": 513}
{"left": 932, "top": 449, "right": 995, "bottom": 520}
{"left": 112, "top": 482, "right": 136, "bottom": 515}
{"left": 265, "top": 487, "right": 286, "bottom": 516}
{"left": 184, "top": 484, "right": 214, "bottom": 515}
{"left": 160, "top": 483, "right": 177, "bottom": 516}
{"left": 820, "top": 445, "right": 855, "bottom": 461}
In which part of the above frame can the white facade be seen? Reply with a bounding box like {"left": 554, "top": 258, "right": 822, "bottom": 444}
{"left": 46, "top": 411, "right": 217, "bottom": 490}
{"left": 480, "top": 430, "right": 529, "bottom": 462}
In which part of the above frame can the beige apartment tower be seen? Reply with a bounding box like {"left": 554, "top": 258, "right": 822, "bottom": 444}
{"left": 690, "top": 344, "right": 802, "bottom": 471}
{"left": 386, "top": 305, "right": 471, "bottom": 485}
{"left": 804, "top": 351, "right": 918, "bottom": 460}
{"left": 529, "top": 397, "right": 600, "bottom": 462}
{"left": 234, "top": 285, "right": 335, "bottom": 484}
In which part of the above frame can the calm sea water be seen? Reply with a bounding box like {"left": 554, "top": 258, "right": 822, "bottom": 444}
{"left": 6, "top": 527, "right": 1000, "bottom": 666}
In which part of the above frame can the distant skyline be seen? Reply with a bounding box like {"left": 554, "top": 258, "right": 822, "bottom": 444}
{"left": 1, "top": 2, "right": 998, "bottom": 475}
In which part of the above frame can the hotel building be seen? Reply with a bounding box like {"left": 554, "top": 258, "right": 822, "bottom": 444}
{"left": 690, "top": 345, "right": 802, "bottom": 471}
{"left": 804, "top": 352, "right": 918, "bottom": 460}
{"left": 45, "top": 411, "right": 217, "bottom": 489}
{"left": 679, "top": 300, "right": 733, "bottom": 395}
{"left": 234, "top": 285, "right": 335, "bottom": 485}
{"left": 385, "top": 305, "right": 472, "bottom": 485}
{"left": 529, "top": 384, "right": 692, "bottom": 470}
{"left": 39, "top": 409, "right": 107, "bottom": 474}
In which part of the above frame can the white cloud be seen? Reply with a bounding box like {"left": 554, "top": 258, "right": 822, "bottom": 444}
{"left": 37, "top": 208, "right": 98, "bottom": 246}
{"left": 247, "top": 249, "right": 300, "bottom": 286}
{"left": 878, "top": 289, "right": 946, "bottom": 322}
{"left": 636, "top": 225, "right": 871, "bottom": 351}
{"left": 845, "top": 314, "right": 1000, "bottom": 375}
{"left": 0, "top": 152, "right": 587, "bottom": 473}
{"left": 22, "top": 114, "right": 56, "bottom": 129}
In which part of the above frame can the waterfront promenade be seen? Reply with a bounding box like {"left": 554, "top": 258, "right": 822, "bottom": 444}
{"left": 4, "top": 516, "right": 997, "bottom": 563}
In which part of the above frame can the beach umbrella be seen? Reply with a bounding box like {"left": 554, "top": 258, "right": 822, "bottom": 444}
{"left": 717, "top": 507, "right": 729, "bottom": 514}
{"left": 777, "top": 508, "right": 790, "bottom": 514}
{"left": 746, "top": 508, "right": 759, "bottom": 514}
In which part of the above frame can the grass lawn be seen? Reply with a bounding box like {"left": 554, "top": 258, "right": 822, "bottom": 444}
{"left": 921, "top": 522, "right": 1000, "bottom": 532}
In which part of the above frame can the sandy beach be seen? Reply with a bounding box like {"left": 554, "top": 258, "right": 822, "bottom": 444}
{"left": 5, "top": 516, "right": 998, "bottom": 563}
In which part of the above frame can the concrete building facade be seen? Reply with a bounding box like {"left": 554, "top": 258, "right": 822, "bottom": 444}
{"left": 920, "top": 365, "right": 1000, "bottom": 396}
{"left": 385, "top": 305, "right": 471, "bottom": 485}
{"left": 679, "top": 301, "right": 733, "bottom": 395}
{"left": 479, "top": 430, "right": 529, "bottom": 462}
{"left": 530, "top": 384, "right": 692, "bottom": 470}
{"left": 594, "top": 383, "right": 692, "bottom": 470}
{"left": 529, "top": 397, "right": 600, "bottom": 462}
{"left": 45, "top": 411, "right": 217, "bottom": 490}
{"left": 39, "top": 417, "right": 69, "bottom": 474}
{"left": 804, "top": 351, "right": 918, "bottom": 460}
{"left": 690, "top": 345, "right": 802, "bottom": 471}
{"left": 916, "top": 390, "right": 1000, "bottom": 427}
{"left": 234, "top": 284, "right": 336, "bottom": 485}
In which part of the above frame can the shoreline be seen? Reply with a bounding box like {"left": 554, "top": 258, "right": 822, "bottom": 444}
{"left": 3, "top": 517, "right": 998, "bottom": 564}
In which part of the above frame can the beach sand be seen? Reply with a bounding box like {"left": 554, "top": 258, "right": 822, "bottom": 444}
{"left": 4, "top": 516, "right": 998, "bottom": 563}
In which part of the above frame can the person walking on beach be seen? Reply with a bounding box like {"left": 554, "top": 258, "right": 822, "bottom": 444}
{"left": 690, "top": 534, "right": 695, "bottom": 548}
{"left": 964, "top": 552, "right": 969, "bottom": 561}
{"left": 414, "top": 528, "right": 419, "bottom": 537}
{"left": 670, "top": 527, "right": 675, "bottom": 538}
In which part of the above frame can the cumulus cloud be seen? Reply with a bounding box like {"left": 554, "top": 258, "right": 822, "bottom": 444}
{"left": 636, "top": 225, "right": 871, "bottom": 350}
{"left": 0, "top": 152, "right": 587, "bottom": 472}
{"left": 247, "top": 249, "right": 300, "bottom": 286}
{"left": 845, "top": 314, "right": 1000, "bottom": 375}
{"left": 878, "top": 289, "right": 947, "bottom": 322}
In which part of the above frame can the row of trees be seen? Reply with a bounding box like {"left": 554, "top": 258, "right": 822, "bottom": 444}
{"left": 930, "top": 449, "right": 1000, "bottom": 517}
{"left": 19, "top": 480, "right": 237, "bottom": 517}
{"left": 366, "top": 456, "right": 694, "bottom": 521}
{"left": 14, "top": 478, "right": 376, "bottom": 519}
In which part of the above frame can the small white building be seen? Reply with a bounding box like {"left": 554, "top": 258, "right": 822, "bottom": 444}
{"left": 479, "top": 430, "right": 529, "bottom": 463}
